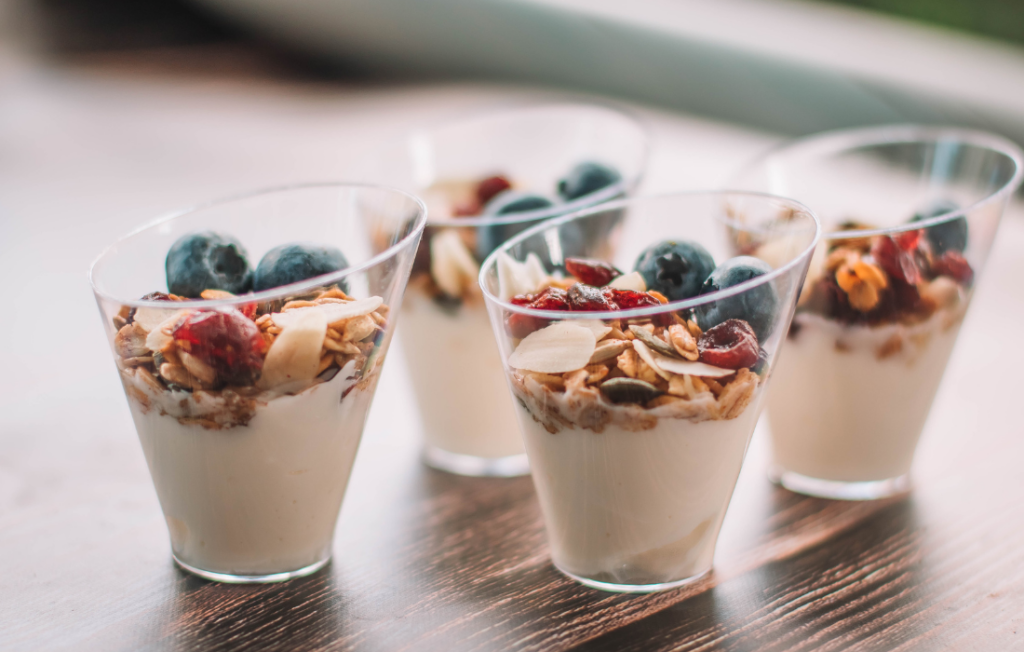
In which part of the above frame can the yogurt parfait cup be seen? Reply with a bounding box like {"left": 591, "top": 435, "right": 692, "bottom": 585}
{"left": 375, "top": 104, "right": 648, "bottom": 476}
{"left": 479, "top": 192, "right": 820, "bottom": 592}
{"left": 732, "top": 126, "right": 1023, "bottom": 500}
{"left": 90, "top": 184, "right": 426, "bottom": 582}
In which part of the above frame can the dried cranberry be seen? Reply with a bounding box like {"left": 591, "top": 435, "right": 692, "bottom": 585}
{"left": 565, "top": 258, "right": 622, "bottom": 286}
{"left": 567, "top": 283, "right": 618, "bottom": 311}
{"left": 931, "top": 251, "right": 974, "bottom": 285}
{"left": 510, "top": 293, "right": 536, "bottom": 306}
{"left": 894, "top": 229, "right": 923, "bottom": 252}
{"left": 872, "top": 236, "right": 921, "bottom": 285}
{"left": 530, "top": 287, "right": 570, "bottom": 311}
{"left": 602, "top": 287, "right": 661, "bottom": 310}
{"left": 172, "top": 309, "right": 267, "bottom": 385}
{"left": 697, "top": 319, "right": 759, "bottom": 369}
{"left": 506, "top": 312, "right": 547, "bottom": 339}
{"left": 476, "top": 175, "right": 513, "bottom": 206}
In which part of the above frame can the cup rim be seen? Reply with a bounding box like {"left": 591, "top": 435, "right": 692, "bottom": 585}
{"left": 396, "top": 102, "right": 650, "bottom": 228}
{"left": 89, "top": 182, "right": 428, "bottom": 310}
{"left": 479, "top": 190, "right": 821, "bottom": 321}
{"left": 730, "top": 124, "right": 1024, "bottom": 241}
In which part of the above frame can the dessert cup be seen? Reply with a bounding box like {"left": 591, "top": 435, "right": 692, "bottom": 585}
{"left": 374, "top": 104, "right": 648, "bottom": 476}
{"left": 731, "top": 126, "right": 1023, "bottom": 500}
{"left": 479, "top": 192, "right": 819, "bottom": 592}
{"left": 90, "top": 184, "right": 426, "bottom": 582}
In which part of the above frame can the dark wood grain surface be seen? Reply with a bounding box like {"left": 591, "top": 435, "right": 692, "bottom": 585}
{"left": 1, "top": 18, "right": 1023, "bottom": 652}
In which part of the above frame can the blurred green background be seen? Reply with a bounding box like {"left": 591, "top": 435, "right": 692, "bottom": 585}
{"left": 815, "top": 0, "right": 1024, "bottom": 45}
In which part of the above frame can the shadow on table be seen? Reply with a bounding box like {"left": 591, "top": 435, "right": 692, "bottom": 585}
{"left": 571, "top": 496, "right": 927, "bottom": 652}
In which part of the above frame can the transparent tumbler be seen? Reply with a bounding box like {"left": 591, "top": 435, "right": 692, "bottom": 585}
{"left": 90, "top": 184, "right": 426, "bottom": 582}
{"left": 480, "top": 191, "right": 819, "bottom": 591}
{"left": 374, "top": 104, "right": 648, "bottom": 476}
{"left": 731, "top": 126, "right": 1023, "bottom": 499}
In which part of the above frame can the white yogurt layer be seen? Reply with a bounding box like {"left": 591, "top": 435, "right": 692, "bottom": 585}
{"left": 767, "top": 306, "right": 965, "bottom": 483}
{"left": 400, "top": 289, "right": 524, "bottom": 460}
{"left": 516, "top": 390, "right": 762, "bottom": 586}
{"left": 125, "top": 364, "right": 374, "bottom": 577}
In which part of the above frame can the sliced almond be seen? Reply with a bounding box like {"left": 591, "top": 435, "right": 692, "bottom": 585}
{"left": 431, "top": 229, "right": 479, "bottom": 298}
{"left": 589, "top": 339, "right": 629, "bottom": 364}
{"left": 608, "top": 271, "right": 646, "bottom": 292}
{"left": 144, "top": 310, "right": 190, "bottom": 352}
{"left": 507, "top": 322, "right": 596, "bottom": 374}
{"left": 647, "top": 350, "right": 736, "bottom": 378}
{"left": 133, "top": 307, "right": 179, "bottom": 334}
{"left": 115, "top": 322, "right": 150, "bottom": 358}
{"left": 631, "top": 340, "right": 671, "bottom": 381}
{"left": 342, "top": 315, "right": 377, "bottom": 342}
{"left": 497, "top": 251, "right": 549, "bottom": 301}
{"left": 179, "top": 351, "right": 217, "bottom": 385}
{"left": 259, "top": 309, "right": 329, "bottom": 389}
{"left": 560, "top": 319, "right": 612, "bottom": 342}
{"left": 271, "top": 297, "right": 383, "bottom": 330}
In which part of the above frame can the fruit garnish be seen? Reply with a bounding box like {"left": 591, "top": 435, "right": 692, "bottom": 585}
{"left": 894, "top": 229, "right": 923, "bottom": 252}
{"left": 529, "top": 287, "right": 571, "bottom": 311}
{"left": 506, "top": 313, "right": 547, "bottom": 339}
{"left": 603, "top": 288, "right": 661, "bottom": 310}
{"left": 476, "top": 175, "right": 513, "bottom": 206}
{"left": 510, "top": 294, "right": 535, "bottom": 306}
{"left": 166, "top": 231, "right": 253, "bottom": 298}
{"left": 931, "top": 251, "right": 974, "bottom": 285}
{"left": 172, "top": 309, "right": 267, "bottom": 385}
{"left": 634, "top": 240, "right": 715, "bottom": 302}
{"left": 507, "top": 322, "right": 596, "bottom": 374}
{"left": 506, "top": 288, "right": 570, "bottom": 338}
{"left": 253, "top": 243, "right": 349, "bottom": 292}
{"left": 697, "top": 319, "right": 759, "bottom": 370}
{"left": 911, "top": 198, "right": 968, "bottom": 254}
{"left": 567, "top": 283, "right": 617, "bottom": 311}
{"left": 697, "top": 256, "right": 777, "bottom": 341}
{"left": 871, "top": 236, "right": 922, "bottom": 285}
{"left": 565, "top": 257, "right": 621, "bottom": 286}
{"left": 557, "top": 161, "right": 622, "bottom": 201}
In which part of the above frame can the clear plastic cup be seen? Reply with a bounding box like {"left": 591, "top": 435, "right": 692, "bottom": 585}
{"left": 90, "top": 183, "right": 425, "bottom": 582}
{"left": 373, "top": 104, "right": 648, "bottom": 476}
{"left": 731, "top": 126, "right": 1023, "bottom": 500}
{"left": 479, "top": 192, "right": 819, "bottom": 592}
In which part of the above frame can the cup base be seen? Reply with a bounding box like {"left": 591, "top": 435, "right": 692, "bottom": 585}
{"left": 173, "top": 554, "right": 331, "bottom": 584}
{"left": 556, "top": 565, "right": 712, "bottom": 594}
{"left": 769, "top": 466, "right": 911, "bottom": 501}
{"left": 422, "top": 445, "right": 530, "bottom": 477}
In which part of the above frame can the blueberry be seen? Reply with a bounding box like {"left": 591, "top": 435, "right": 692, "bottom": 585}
{"left": 475, "top": 191, "right": 557, "bottom": 260}
{"left": 165, "top": 231, "right": 253, "bottom": 298}
{"left": 253, "top": 243, "right": 349, "bottom": 292}
{"left": 911, "top": 198, "right": 967, "bottom": 255}
{"left": 697, "top": 256, "right": 777, "bottom": 342}
{"left": 557, "top": 162, "right": 622, "bottom": 201}
{"left": 633, "top": 240, "right": 716, "bottom": 302}
{"left": 484, "top": 190, "right": 555, "bottom": 216}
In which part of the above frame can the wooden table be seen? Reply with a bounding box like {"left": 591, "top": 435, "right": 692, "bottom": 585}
{"left": 1, "top": 31, "right": 1023, "bottom": 652}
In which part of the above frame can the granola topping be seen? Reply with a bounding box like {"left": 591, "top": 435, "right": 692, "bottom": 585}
{"left": 501, "top": 254, "right": 765, "bottom": 434}
{"left": 113, "top": 285, "right": 388, "bottom": 429}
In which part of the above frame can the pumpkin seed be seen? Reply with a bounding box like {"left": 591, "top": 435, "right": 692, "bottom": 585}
{"left": 629, "top": 325, "right": 678, "bottom": 358}
{"left": 599, "top": 377, "right": 664, "bottom": 405}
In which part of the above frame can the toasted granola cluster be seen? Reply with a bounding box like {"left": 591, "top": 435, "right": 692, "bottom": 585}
{"left": 800, "top": 223, "right": 973, "bottom": 328}
{"left": 113, "top": 285, "right": 388, "bottom": 429}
